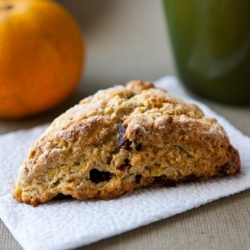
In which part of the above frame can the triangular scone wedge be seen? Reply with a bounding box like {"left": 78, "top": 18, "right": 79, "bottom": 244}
{"left": 13, "top": 81, "right": 240, "bottom": 206}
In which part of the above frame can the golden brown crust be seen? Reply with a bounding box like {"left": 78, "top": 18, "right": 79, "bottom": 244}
{"left": 13, "top": 80, "right": 241, "bottom": 206}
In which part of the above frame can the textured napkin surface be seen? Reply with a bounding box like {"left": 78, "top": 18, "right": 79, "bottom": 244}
{"left": 0, "top": 76, "right": 250, "bottom": 250}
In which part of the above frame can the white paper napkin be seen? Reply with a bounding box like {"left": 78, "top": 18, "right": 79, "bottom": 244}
{"left": 1, "top": 76, "right": 250, "bottom": 250}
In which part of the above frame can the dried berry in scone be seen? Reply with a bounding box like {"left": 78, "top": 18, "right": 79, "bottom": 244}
{"left": 13, "top": 81, "right": 241, "bottom": 206}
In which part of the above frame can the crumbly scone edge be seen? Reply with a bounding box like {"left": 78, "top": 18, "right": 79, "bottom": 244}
{"left": 13, "top": 81, "right": 241, "bottom": 206}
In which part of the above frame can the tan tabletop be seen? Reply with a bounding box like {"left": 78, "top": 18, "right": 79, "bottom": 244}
{"left": 1, "top": 1, "right": 250, "bottom": 249}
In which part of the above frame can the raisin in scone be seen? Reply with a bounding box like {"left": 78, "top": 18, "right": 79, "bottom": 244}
{"left": 13, "top": 81, "right": 240, "bottom": 205}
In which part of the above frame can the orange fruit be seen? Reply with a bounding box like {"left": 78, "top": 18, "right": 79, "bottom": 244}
{"left": 0, "top": 0, "right": 84, "bottom": 119}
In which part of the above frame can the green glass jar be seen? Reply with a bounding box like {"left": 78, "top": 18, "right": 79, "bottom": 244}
{"left": 163, "top": 0, "right": 250, "bottom": 105}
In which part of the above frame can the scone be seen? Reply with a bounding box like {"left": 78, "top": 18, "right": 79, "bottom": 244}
{"left": 13, "top": 81, "right": 240, "bottom": 206}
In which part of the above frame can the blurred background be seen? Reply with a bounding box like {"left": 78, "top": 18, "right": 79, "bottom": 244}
{"left": 56, "top": 0, "right": 177, "bottom": 96}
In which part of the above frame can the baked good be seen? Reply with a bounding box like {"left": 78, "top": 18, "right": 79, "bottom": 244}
{"left": 13, "top": 81, "right": 240, "bottom": 206}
